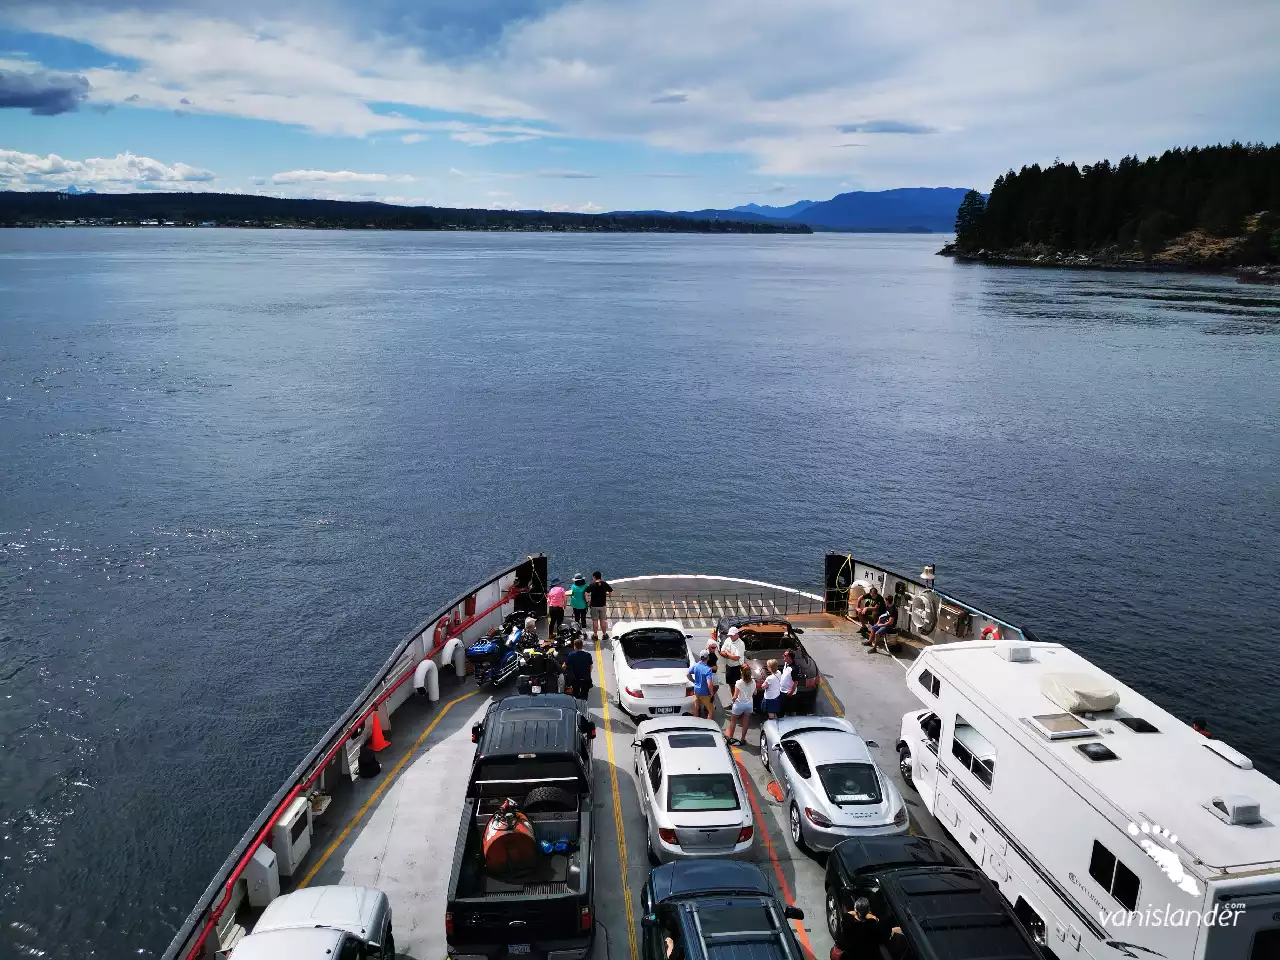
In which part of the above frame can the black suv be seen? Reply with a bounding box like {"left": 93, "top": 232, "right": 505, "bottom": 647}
{"left": 824, "top": 836, "right": 1044, "bottom": 960}
{"left": 712, "top": 616, "right": 820, "bottom": 713}
{"left": 640, "top": 860, "right": 806, "bottom": 960}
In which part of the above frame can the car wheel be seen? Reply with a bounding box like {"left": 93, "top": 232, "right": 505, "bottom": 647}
{"left": 899, "top": 747, "right": 914, "bottom": 787}
{"left": 789, "top": 803, "right": 809, "bottom": 852}
{"left": 826, "top": 888, "right": 842, "bottom": 942}
{"left": 759, "top": 730, "right": 770, "bottom": 769}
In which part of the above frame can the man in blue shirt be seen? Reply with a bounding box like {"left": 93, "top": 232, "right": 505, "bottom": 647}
{"left": 688, "top": 650, "right": 717, "bottom": 719}
{"left": 563, "top": 638, "right": 594, "bottom": 701}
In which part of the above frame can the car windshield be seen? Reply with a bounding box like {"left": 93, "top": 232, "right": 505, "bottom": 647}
{"left": 621, "top": 629, "right": 689, "bottom": 669}
{"left": 667, "top": 774, "right": 741, "bottom": 811}
{"left": 740, "top": 628, "right": 797, "bottom": 653}
{"left": 817, "top": 763, "right": 882, "bottom": 805}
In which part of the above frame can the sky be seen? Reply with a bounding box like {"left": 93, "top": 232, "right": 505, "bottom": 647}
{"left": 1, "top": 0, "right": 1278, "bottom": 212}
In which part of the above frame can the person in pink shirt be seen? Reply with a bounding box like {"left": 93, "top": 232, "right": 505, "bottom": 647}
{"left": 546, "top": 578, "right": 567, "bottom": 636}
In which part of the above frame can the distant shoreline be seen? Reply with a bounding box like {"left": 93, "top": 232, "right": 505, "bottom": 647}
{"left": 0, "top": 191, "right": 810, "bottom": 234}
{"left": 937, "top": 242, "right": 1280, "bottom": 283}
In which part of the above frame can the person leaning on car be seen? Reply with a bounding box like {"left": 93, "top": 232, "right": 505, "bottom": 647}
{"left": 831, "top": 897, "right": 903, "bottom": 960}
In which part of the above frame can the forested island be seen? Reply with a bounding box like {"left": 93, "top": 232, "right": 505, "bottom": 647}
{"left": 943, "top": 143, "right": 1280, "bottom": 277}
{"left": 0, "top": 191, "right": 812, "bottom": 234}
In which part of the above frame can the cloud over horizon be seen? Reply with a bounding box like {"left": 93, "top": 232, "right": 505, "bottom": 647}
{"left": 0, "top": 148, "right": 215, "bottom": 191}
{"left": 270, "top": 169, "right": 416, "bottom": 184}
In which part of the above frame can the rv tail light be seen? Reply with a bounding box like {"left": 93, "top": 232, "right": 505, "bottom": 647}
{"left": 737, "top": 825, "right": 754, "bottom": 843}
{"left": 805, "top": 807, "right": 833, "bottom": 828}
{"left": 579, "top": 905, "right": 593, "bottom": 932}
{"left": 804, "top": 675, "right": 819, "bottom": 688}
{"left": 658, "top": 828, "right": 679, "bottom": 845}
{"left": 445, "top": 911, "right": 454, "bottom": 938}
{"left": 625, "top": 686, "right": 644, "bottom": 699}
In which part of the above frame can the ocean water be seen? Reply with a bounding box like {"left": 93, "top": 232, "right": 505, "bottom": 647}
{"left": 0, "top": 229, "right": 1277, "bottom": 957}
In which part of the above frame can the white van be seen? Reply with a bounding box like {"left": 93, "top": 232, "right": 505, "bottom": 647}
{"left": 896, "top": 639, "right": 1280, "bottom": 960}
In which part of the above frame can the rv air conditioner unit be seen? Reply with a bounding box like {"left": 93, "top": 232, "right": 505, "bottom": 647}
{"left": 270, "top": 795, "right": 313, "bottom": 876}
{"left": 994, "top": 641, "right": 1032, "bottom": 662}
{"left": 1208, "top": 795, "right": 1262, "bottom": 826}
{"left": 245, "top": 842, "right": 280, "bottom": 908}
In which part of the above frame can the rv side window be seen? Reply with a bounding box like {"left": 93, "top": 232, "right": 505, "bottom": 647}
{"left": 952, "top": 716, "right": 996, "bottom": 789}
{"left": 1089, "top": 841, "right": 1140, "bottom": 911}
{"left": 917, "top": 669, "right": 941, "bottom": 697}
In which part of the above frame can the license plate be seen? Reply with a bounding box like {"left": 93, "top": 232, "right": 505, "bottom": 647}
{"left": 653, "top": 706, "right": 679, "bottom": 715}
{"left": 531, "top": 685, "right": 541, "bottom": 694}
{"left": 508, "top": 946, "right": 531, "bottom": 955}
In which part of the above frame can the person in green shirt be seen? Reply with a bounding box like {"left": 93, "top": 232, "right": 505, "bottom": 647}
{"left": 567, "top": 573, "right": 589, "bottom": 630}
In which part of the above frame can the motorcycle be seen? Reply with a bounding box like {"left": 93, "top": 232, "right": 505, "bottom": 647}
{"left": 466, "top": 627, "right": 522, "bottom": 689}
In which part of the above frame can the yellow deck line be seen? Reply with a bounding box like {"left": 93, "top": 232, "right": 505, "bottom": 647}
{"left": 298, "top": 689, "right": 477, "bottom": 888}
{"left": 595, "top": 637, "right": 639, "bottom": 960}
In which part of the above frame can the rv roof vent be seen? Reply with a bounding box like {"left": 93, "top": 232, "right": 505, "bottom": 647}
{"left": 1207, "top": 795, "right": 1263, "bottom": 826}
{"left": 1116, "top": 716, "right": 1159, "bottom": 734}
{"left": 1203, "top": 739, "right": 1254, "bottom": 770}
{"left": 1041, "top": 672, "right": 1121, "bottom": 714}
{"left": 994, "top": 640, "right": 1032, "bottom": 662}
{"left": 1076, "top": 742, "right": 1119, "bottom": 762}
{"left": 1026, "top": 713, "right": 1096, "bottom": 741}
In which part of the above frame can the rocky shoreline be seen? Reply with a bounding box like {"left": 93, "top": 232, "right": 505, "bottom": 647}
{"left": 938, "top": 239, "right": 1280, "bottom": 284}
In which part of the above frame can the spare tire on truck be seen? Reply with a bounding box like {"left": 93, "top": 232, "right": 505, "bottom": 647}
{"left": 521, "top": 785, "right": 577, "bottom": 813}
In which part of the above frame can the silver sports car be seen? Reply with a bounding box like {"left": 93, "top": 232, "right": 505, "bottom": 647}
{"left": 759, "top": 715, "right": 909, "bottom": 853}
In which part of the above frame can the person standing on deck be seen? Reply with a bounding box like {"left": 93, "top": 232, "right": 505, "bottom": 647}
{"left": 761, "top": 659, "right": 783, "bottom": 720}
{"left": 568, "top": 574, "right": 589, "bottom": 629}
{"left": 586, "top": 571, "right": 613, "bottom": 641}
{"left": 688, "top": 650, "right": 717, "bottom": 719}
{"left": 718, "top": 626, "right": 744, "bottom": 690}
{"left": 563, "top": 638, "right": 594, "bottom": 701}
{"left": 546, "top": 578, "right": 567, "bottom": 635}
{"left": 778, "top": 650, "right": 797, "bottom": 714}
{"left": 725, "top": 667, "right": 756, "bottom": 746}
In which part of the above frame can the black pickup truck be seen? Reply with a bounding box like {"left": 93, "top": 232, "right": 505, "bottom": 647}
{"left": 640, "top": 860, "right": 807, "bottom": 960}
{"left": 824, "top": 836, "right": 1044, "bottom": 960}
{"left": 446, "top": 694, "right": 597, "bottom": 960}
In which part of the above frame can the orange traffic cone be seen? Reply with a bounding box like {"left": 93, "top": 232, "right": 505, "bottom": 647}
{"left": 370, "top": 713, "right": 391, "bottom": 752}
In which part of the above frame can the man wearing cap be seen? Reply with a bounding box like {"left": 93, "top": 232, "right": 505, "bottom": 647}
{"left": 546, "top": 578, "right": 567, "bottom": 635}
{"left": 718, "top": 626, "right": 745, "bottom": 691}
{"left": 567, "top": 574, "right": 589, "bottom": 629}
{"left": 688, "top": 650, "right": 717, "bottom": 720}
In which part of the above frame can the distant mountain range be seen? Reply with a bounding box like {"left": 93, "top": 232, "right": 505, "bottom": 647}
{"left": 615, "top": 187, "right": 973, "bottom": 232}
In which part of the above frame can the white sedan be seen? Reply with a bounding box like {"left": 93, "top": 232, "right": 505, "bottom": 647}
{"left": 609, "top": 620, "right": 695, "bottom": 721}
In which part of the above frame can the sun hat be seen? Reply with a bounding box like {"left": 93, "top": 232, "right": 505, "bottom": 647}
{"left": 573, "top": 574, "right": 585, "bottom": 584}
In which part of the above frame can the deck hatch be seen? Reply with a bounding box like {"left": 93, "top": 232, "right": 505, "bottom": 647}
{"left": 1025, "top": 712, "right": 1096, "bottom": 741}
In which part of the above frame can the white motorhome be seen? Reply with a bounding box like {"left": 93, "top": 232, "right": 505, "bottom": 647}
{"left": 896, "top": 638, "right": 1280, "bottom": 960}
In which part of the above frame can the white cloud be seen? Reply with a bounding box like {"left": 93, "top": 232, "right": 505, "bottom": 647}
{"left": 270, "top": 169, "right": 415, "bottom": 184}
{"left": 400, "top": 133, "right": 427, "bottom": 144}
{"left": 6, "top": 1, "right": 1280, "bottom": 188}
{"left": 0, "top": 147, "right": 215, "bottom": 191}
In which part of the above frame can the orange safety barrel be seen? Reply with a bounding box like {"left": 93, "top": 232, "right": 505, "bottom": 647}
{"left": 483, "top": 800, "right": 538, "bottom": 874}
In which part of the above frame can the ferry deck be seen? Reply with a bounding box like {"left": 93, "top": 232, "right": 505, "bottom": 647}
{"left": 285, "top": 575, "right": 952, "bottom": 960}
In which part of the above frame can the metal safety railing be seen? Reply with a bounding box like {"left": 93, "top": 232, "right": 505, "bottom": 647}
{"left": 607, "top": 591, "right": 824, "bottom": 625}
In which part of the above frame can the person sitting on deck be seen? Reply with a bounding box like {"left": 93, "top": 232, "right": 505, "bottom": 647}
{"left": 854, "top": 587, "right": 886, "bottom": 636}
{"left": 865, "top": 600, "right": 898, "bottom": 653}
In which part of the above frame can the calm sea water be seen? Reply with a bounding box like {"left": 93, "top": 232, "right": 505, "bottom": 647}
{"left": 1, "top": 229, "right": 1278, "bottom": 956}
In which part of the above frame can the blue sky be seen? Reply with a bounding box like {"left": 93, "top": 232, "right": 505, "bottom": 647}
{"left": 1, "top": 0, "right": 1278, "bottom": 211}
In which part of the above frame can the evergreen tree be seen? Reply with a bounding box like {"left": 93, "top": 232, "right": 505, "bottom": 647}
{"left": 954, "top": 190, "right": 987, "bottom": 251}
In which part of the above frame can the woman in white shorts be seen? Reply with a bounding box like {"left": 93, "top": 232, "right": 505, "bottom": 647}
{"left": 725, "top": 669, "right": 757, "bottom": 746}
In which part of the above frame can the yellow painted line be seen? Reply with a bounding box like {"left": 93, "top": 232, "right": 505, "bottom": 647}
{"left": 595, "top": 637, "right": 639, "bottom": 960}
{"left": 299, "top": 689, "right": 477, "bottom": 888}
{"left": 819, "top": 676, "right": 845, "bottom": 717}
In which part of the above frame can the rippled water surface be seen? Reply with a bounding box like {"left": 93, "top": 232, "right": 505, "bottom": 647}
{"left": 1, "top": 229, "right": 1278, "bottom": 957}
